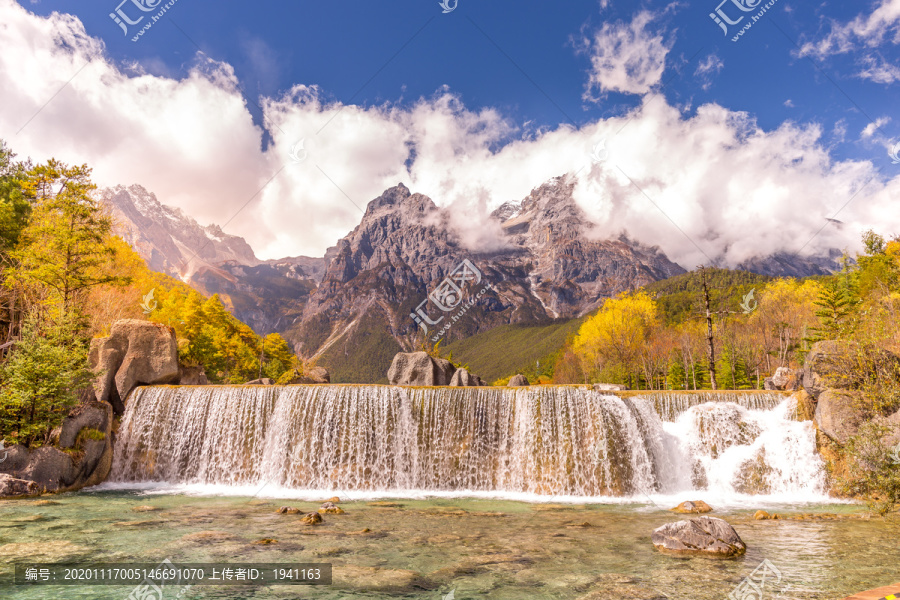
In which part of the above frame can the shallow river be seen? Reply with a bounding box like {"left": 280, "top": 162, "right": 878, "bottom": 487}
{"left": 0, "top": 491, "right": 897, "bottom": 599}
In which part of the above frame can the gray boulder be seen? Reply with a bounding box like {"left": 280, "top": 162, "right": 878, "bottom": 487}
{"left": 651, "top": 516, "right": 746, "bottom": 558}
{"left": 508, "top": 374, "right": 529, "bottom": 387}
{"left": 449, "top": 368, "right": 485, "bottom": 387}
{"left": 59, "top": 400, "right": 111, "bottom": 449}
{"left": 815, "top": 389, "right": 864, "bottom": 444}
{"left": 387, "top": 352, "right": 456, "bottom": 386}
{"left": 771, "top": 367, "right": 799, "bottom": 390}
{"left": 246, "top": 378, "right": 276, "bottom": 385}
{"left": 179, "top": 365, "right": 209, "bottom": 385}
{"left": 90, "top": 319, "right": 180, "bottom": 414}
{"left": 0, "top": 474, "right": 39, "bottom": 498}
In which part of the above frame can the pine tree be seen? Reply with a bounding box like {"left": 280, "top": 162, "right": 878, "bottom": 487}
{"left": 9, "top": 160, "right": 128, "bottom": 323}
{"left": 809, "top": 277, "right": 858, "bottom": 341}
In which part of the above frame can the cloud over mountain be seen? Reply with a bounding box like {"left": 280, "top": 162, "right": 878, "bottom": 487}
{"left": 1, "top": 0, "right": 898, "bottom": 270}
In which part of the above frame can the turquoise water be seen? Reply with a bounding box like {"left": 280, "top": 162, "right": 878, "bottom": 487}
{"left": 0, "top": 491, "right": 897, "bottom": 599}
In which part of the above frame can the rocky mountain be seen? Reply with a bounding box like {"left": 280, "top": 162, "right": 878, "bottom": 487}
{"left": 283, "top": 177, "right": 686, "bottom": 381}
{"left": 98, "top": 185, "right": 324, "bottom": 334}
{"left": 102, "top": 178, "right": 844, "bottom": 382}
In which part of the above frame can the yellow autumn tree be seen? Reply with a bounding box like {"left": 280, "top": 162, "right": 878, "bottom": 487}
{"left": 572, "top": 291, "right": 659, "bottom": 387}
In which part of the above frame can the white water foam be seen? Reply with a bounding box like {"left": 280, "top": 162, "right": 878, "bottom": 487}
{"left": 105, "top": 386, "right": 830, "bottom": 506}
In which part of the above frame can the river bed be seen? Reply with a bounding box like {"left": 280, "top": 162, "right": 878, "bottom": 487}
{"left": 0, "top": 491, "right": 896, "bottom": 600}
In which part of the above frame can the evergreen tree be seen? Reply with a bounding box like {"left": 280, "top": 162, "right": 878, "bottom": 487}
{"left": 9, "top": 160, "right": 128, "bottom": 322}
{"left": 809, "top": 277, "right": 858, "bottom": 341}
{"left": 0, "top": 311, "right": 92, "bottom": 446}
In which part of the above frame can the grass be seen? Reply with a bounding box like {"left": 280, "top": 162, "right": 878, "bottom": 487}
{"left": 442, "top": 318, "right": 585, "bottom": 383}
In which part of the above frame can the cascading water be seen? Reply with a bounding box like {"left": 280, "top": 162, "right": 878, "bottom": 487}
{"left": 110, "top": 385, "right": 826, "bottom": 502}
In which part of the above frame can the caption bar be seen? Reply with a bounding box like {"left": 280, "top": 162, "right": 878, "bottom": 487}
{"left": 15, "top": 563, "right": 332, "bottom": 586}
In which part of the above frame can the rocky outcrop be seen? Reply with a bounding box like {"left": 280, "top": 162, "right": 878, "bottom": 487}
{"left": 246, "top": 378, "right": 275, "bottom": 385}
{"left": 58, "top": 400, "right": 111, "bottom": 449}
{"left": 0, "top": 437, "right": 111, "bottom": 497}
{"left": 89, "top": 320, "right": 179, "bottom": 414}
{"left": 178, "top": 365, "right": 209, "bottom": 385}
{"left": 651, "top": 517, "right": 746, "bottom": 558}
{"left": 508, "top": 374, "right": 529, "bottom": 387}
{"left": 815, "top": 389, "right": 864, "bottom": 444}
{"left": 387, "top": 352, "right": 456, "bottom": 386}
{"left": 449, "top": 368, "right": 486, "bottom": 387}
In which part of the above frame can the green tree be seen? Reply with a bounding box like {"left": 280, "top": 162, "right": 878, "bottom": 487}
{"left": 0, "top": 140, "right": 31, "bottom": 255}
{"left": 8, "top": 160, "right": 127, "bottom": 321}
{"left": 810, "top": 277, "right": 859, "bottom": 341}
{"left": 0, "top": 311, "right": 92, "bottom": 446}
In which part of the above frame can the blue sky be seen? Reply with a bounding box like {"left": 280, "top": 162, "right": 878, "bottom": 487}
{"left": 2, "top": 0, "right": 899, "bottom": 264}
{"left": 25, "top": 0, "right": 897, "bottom": 158}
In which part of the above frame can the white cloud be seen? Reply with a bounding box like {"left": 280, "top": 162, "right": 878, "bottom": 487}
{"left": 857, "top": 54, "right": 900, "bottom": 83}
{"left": 576, "top": 10, "right": 675, "bottom": 97}
{"left": 799, "top": 0, "right": 900, "bottom": 82}
{"left": 2, "top": 0, "right": 899, "bottom": 270}
{"left": 695, "top": 54, "right": 724, "bottom": 91}
{"left": 861, "top": 117, "right": 892, "bottom": 139}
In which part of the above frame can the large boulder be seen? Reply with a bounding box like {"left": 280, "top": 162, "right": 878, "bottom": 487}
{"left": 815, "top": 389, "right": 864, "bottom": 444}
{"left": 387, "top": 352, "right": 456, "bottom": 386}
{"left": 89, "top": 320, "right": 179, "bottom": 414}
{"left": 58, "top": 400, "right": 111, "bottom": 449}
{"left": 508, "top": 374, "right": 529, "bottom": 387}
{"left": 246, "top": 378, "right": 275, "bottom": 385}
{"left": 651, "top": 516, "right": 746, "bottom": 558}
{"left": 449, "top": 368, "right": 485, "bottom": 387}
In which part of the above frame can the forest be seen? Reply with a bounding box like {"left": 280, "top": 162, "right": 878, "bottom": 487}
{"left": 0, "top": 141, "right": 297, "bottom": 447}
{"left": 551, "top": 238, "right": 900, "bottom": 407}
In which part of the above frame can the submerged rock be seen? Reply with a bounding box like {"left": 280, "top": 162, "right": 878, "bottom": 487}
{"left": 753, "top": 510, "right": 779, "bottom": 520}
{"left": 301, "top": 512, "right": 323, "bottom": 525}
{"left": 733, "top": 448, "right": 773, "bottom": 495}
{"left": 318, "top": 502, "right": 344, "bottom": 515}
{"left": 387, "top": 352, "right": 456, "bottom": 386}
{"left": 651, "top": 517, "right": 746, "bottom": 558}
{"left": 333, "top": 565, "right": 423, "bottom": 593}
{"left": 670, "top": 500, "right": 713, "bottom": 514}
{"left": 276, "top": 506, "right": 301, "bottom": 515}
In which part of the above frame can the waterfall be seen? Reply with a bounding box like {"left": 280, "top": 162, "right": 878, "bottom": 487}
{"left": 110, "top": 386, "right": 826, "bottom": 501}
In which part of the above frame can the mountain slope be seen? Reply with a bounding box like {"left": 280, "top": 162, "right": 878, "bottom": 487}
{"left": 285, "top": 177, "right": 686, "bottom": 381}
{"left": 98, "top": 185, "right": 324, "bottom": 334}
